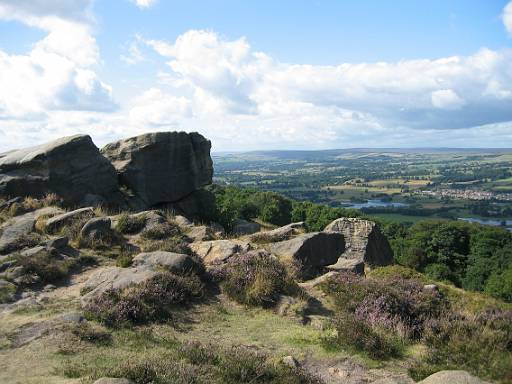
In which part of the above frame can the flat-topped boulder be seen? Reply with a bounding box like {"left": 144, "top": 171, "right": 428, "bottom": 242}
{"left": 101, "top": 132, "right": 213, "bottom": 206}
{"left": 324, "top": 218, "right": 393, "bottom": 267}
{"left": 268, "top": 232, "right": 345, "bottom": 277}
{"left": 190, "top": 239, "right": 251, "bottom": 265}
{"left": 0, "top": 135, "right": 120, "bottom": 206}
{"left": 132, "top": 251, "right": 201, "bottom": 274}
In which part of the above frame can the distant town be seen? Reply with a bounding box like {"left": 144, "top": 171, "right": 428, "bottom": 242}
{"left": 419, "top": 189, "right": 512, "bottom": 202}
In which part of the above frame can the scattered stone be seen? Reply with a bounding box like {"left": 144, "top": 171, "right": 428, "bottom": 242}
{"left": 0, "top": 196, "right": 22, "bottom": 211}
{"left": 210, "top": 222, "right": 225, "bottom": 236}
{"left": 190, "top": 240, "right": 251, "bottom": 265}
{"left": 324, "top": 218, "right": 393, "bottom": 266}
{"left": 327, "top": 258, "right": 365, "bottom": 275}
{"left": 45, "top": 236, "right": 69, "bottom": 251}
{"left": 0, "top": 135, "right": 121, "bottom": 206}
{"left": 0, "top": 207, "right": 58, "bottom": 254}
{"left": 299, "top": 271, "right": 341, "bottom": 290}
{"left": 81, "top": 216, "right": 112, "bottom": 240}
{"left": 418, "top": 370, "right": 490, "bottom": 384}
{"left": 43, "top": 284, "right": 56, "bottom": 292}
{"left": 132, "top": 251, "right": 201, "bottom": 274}
{"left": 101, "top": 132, "right": 213, "bottom": 206}
{"left": 59, "top": 312, "right": 87, "bottom": 324}
{"left": 232, "top": 219, "right": 261, "bottom": 235}
{"left": 80, "top": 266, "right": 158, "bottom": 305}
{"left": 249, "top": 222, "right": 304, "bottom": 243}
{"left": 174, "top": 215, "right": 193, "bottom": 228}
{"left": 423, "top": 284, "right": 439, "bottom": 292}
{"left": 282, "top": 355, "right": 300, "bottom": 369}
{"left": 268, "top": 232, "right": 345, "bottom": 277}
{"left": 45, "top": 207, "right": 94, "bottom": 233}
{"left": 187, "top": 225, "right": 215, "bottom": 242}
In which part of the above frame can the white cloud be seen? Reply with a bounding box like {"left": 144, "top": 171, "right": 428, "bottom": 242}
{"left": 503, "top": 1, "right": 512, "bottom": 35}
{"left": 144, "top": 30, "right": 512, "bottom": 133}
{"left": 0, "top": 0, "right": 116, "bottom": 119}
{"left": 132, "top": 0, "right": 157, "bottom": 9}
{"left": 128, "top": 88, "right": 191, "bottom": 126}
{"left": 431, "top": 89, "right": 466, "bottom": 110}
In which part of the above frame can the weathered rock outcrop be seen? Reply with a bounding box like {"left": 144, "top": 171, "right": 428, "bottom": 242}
{"left": 268, "top": 232, "right": 345, "bottom": 277}
{"left": 248, "top": 222, "right": 304, "bottom": 243}
{"left": 418, "top": 370, "right": 490, "bottom": 384}
{"left": 0, "top": 135, "right": 120, "bottom": 206}
{"left": 190, "top": 239, "right": 251, "bottom": 265}
{"left": 324, "top": 218, "right": 393, "bottom": 268}
{"left": 101, "top": 132, "right": 213, "bottom": 207}
{"left": 132, "top": 251, "right": 201, "bottom": 274}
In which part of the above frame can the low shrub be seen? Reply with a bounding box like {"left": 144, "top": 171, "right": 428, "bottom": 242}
{"left": 14, "top": 249, "right": 78, "bottom": 285}
{"left": 320, "top": 272, "right": 445, "bottom": 340}
{"left": 0, "top": 280, "right": 16, "bottom": 303}
{"left": 70, "top": 323, "right": 112, "bottom": 345}
{"left": 66, "top": 340, "right": 321, "bottom": 384}
{"left": 409, "top": 308, "right": 512, "bottom": 383}
{"left": 219, "top": 251, "right": 302, "bottom": 307}
{"left": 84, "top": 272, "right": 204, "bottom": 327}
{"left": 116, "top": 213, "right": 147, "bottom": 234}
{"left": 141, "top": 223, "right": 181, "bottom": 240}
{"left": 325, "top": 312, "right": 404, "bottom": 359}
{"left": 116, "top": 251, "right": 134, "bottom": 268}
{"left": 140, "top": 236, "right": 191, "bottom": 255}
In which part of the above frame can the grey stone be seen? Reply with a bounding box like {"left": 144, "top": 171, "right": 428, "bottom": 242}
{"left": 59, "top": 312, "right": 86, "bottom": 323}
{"left": 101, "top": 132, "right": 213, "bottom": 206}
{"left": 326, "top": 258, "right": 365, "bottom": 275}
{"left": 190, "top": 239, "right": 251, "bottom": 265}
{"left": 0, "top": 215, "right": 35, "bottom": 254}
{"left": 418, "top": 370, "right": 490, "bottom": 384}
{"left": 80, "top": 266, "right": 158, "bottom": 306}
{"left": 282, "top": 355, "right": 299, "bottom": 369}
{"left": 187, "top": 225, "right": 214, "bottom": 242}
{"left": 324, "top": 218, "right": 393, "bottom": 267}
{"left": 249, "top": 222, "right": 304, "bottom": 243}
{"left": 132, "top": 251, "right": 201, "bottom": 274}
{"left": 174, "top": 215, "right": 193, "bottom": 228}
{"left": 46, "top": 236, "right": 69, "bottom": 250}
{"left": 232, "top": 219, "right": 261, "bottom": 235}
{"left": 81, "top": 216, "right": 112, "bottom": 240}
{"left": 45, "top": 207, "right": 94, "bottom": 233}
{"left": 0, "top": 196, "right": 22, "bottom": 211}
{"left": 0, "top": 135, "right": 121, "bottom": 206}
{"left": 268, "top": 232, "right": 345, "bottom": 277}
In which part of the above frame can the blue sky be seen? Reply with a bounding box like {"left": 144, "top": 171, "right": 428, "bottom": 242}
{"left": 0, "top": 0, "right": 511, "bottom": 151}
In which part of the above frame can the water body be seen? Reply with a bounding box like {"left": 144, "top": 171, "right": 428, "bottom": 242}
{"left": 458, "top": 217, "right": 512, "bottom": 232}
{"left": 344, "top": 199, "right": 410, "bottom": 209}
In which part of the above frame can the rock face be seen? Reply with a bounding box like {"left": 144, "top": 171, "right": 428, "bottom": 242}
{"left": 0, "top": 135, "right": 120, "bottom": 206}
{"left": 324, "top": 218, "right": 393, "bottom": 267}
{"left": 268, "top": 232, "right": 345, "bottom": 277}
{"left": 101, "top": 132, "right": 213, "bottom": 207}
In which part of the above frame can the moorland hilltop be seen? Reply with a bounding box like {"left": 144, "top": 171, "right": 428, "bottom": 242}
{"left": 0, "top": 132, "right": 509, "bottom": 384}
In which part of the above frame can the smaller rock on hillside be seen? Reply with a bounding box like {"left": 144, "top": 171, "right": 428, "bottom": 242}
{"left": 325, "top": 218, "right": 393, "bottom": 268}
{"left": 190, "top": 239, "right": 251, "bottom": 265}
{"left": 418, "top": 370, "right": 490, "bottom": 384}
{"left": 101, "top": 132, "right": 213, "bottom": 207}
{"left": 268, "top": 232, "right": 345, "bottom": 278}
{"left": 0, "top": 135, "right": 121, "bottom": 206}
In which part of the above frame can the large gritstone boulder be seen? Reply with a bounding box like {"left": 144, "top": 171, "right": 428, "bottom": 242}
{"left": 268, "top": 232, "right": 345, "bottom": 277}
{"left": 324, "top": 218, "right": 393, "bottom": 268}
{"left": 0, "top": 135, "right": 120, "bottom": 206}
{"left": 101, "top": 132, "right": 213, "bottom": 207}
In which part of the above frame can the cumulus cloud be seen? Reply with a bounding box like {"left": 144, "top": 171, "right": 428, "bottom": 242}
{"left": 144, "top": 30, "right": 512, "bottom": 134}
{"left": 0, "top": 0, "right": 116, "bottom": 119}
{"left": 132, "top": 0, "right": 157, "bottom": 9}
{"left": 503, "top": 1, "right": 512, "bottom": 35}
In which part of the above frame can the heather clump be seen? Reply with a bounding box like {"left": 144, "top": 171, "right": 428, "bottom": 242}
{"left": 84, "top": 272, "right": 204, "bottom": 327}
{"left": 319, "top": 272, "right": 446, "bottom": 358}
{"left": 410, "top": 308, "right": 512, "bottom": 383}
{"left": 217, "top": 250, "right": 303, "bottom": 307}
